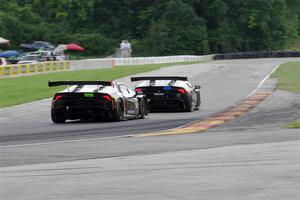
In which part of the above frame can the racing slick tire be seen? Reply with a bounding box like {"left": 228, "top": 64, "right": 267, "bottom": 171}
{"left": 51, "top": 110, "right": 66, "bottom": 123}
{"left": 139, "top": 98, "right": 147, "bottom": 119}
{"left": 184, "top": 98, "right": 193, "bottom": 112}
{"left": 195, "top": 93, "right": 201, "bottom": 110}
{"left": 112, "top": 100, "right": 124, "bottom": 121}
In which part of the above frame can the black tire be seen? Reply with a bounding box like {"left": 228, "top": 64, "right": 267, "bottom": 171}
{"left": 195, "top": 92, "right": 201, "bottom": 110}
{"left": 51, "top": 110, "right": 66, "bottom": 123}
{"left": 112, "top": 101, "right": 124, "bottom": 121}
{"left": 184, "top": 98, "right": 193, "bottom": 112}
{"left": 139, "top": 98, "right": 147, "bottom": 119}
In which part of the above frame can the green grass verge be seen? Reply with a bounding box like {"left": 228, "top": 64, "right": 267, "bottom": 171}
{"left": 0, "top": 61, "right": 200, "bottom": 108}
{"left": 271, "top": 62, "right": 300, "bottom": 93}
{"left": 286, "top": 118, "right": 300, "bottom": 128}
{"left": 271, "top": 61, "right": 300, "bottom": 128}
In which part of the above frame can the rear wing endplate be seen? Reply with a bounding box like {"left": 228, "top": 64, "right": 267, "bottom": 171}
{"left": 131, "top": 76, "right": 187, "bottom": 82}
{"left": 48, "top": 81, "right": 112, "bottom": 87}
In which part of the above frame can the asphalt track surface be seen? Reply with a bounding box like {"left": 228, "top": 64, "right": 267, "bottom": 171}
{"left": 1, "top": 58, "right": 298, "bottom": 147}
{"left": 1, "top": 58, "right": 300, "bottom": 199}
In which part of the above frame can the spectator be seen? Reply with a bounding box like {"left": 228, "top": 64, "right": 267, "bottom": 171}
{"left": 120, "top": 40, "right": 132, "bottom": 58}
{"left": 120, "top": 40, "right": 126, "bottom": 57}
{"left": 124, "top": 40, "right": 132, "bottom": 57}
{"left": 120, "top": 40, "right": 126, "bottom": 49}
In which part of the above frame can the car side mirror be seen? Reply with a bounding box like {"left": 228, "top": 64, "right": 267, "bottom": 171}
{"left": 194, "top": 85, "right": 201, "bottom": 90}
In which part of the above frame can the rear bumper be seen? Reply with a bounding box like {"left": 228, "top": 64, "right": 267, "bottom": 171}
{"left": 52, "top": 100, "right": 114, "bottom": 120}
{"left": 148, "top": 95, "right": 189, "bottom": 111}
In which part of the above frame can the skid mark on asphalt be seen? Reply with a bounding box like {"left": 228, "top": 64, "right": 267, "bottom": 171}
{"left": 134, "top": 92, "right": 272, "bottom": 137}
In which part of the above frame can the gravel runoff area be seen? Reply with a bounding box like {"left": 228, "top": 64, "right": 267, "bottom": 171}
{"left": 0, "top": 58, "right": 299, "bottom": 200}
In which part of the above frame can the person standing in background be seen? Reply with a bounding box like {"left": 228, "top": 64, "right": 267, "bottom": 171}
{"left": 120, "top": 40, "right": 126, "bottom": 58}
{"left": 124, "top": 40, "right": 132, "bottom": 57}
{"left": 119, "top": 40, "right": 132, "bottom": 58}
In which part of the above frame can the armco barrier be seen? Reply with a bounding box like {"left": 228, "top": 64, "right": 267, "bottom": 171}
{"left": 4, "top": 52, "right": 273, "bottom": 78}
{"left": 112, "top": 55, "right": 214, "bottom": 66}
{"left": 2, "top": 55, "right": 213, "bottom": 77}
{"left": 4, "top": 51, "right": 298, "bottom": 78}
{"left": 0, "top": 61, "right": 70, "bottom": 77}
{"left": 69, "top": 59, "right": 113, "bottom": 71}
{"left": 67, "top": 55, "right": 212, "bottom": 70}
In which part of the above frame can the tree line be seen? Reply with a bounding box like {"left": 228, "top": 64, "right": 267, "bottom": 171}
{"left": 0, "top": 0, "right": 299, "bottom": 56}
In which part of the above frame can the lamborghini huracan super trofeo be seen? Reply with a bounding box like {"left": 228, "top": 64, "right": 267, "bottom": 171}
{"left": 131, "top": 76, "right": 201, "bottom": 112}
{"left": 48, "top": 81, "right": 147, "bottom": 123}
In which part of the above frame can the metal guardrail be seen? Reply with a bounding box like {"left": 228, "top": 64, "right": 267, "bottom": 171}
{"left": 112, "top": 55, "right": 214, "bottom": 66}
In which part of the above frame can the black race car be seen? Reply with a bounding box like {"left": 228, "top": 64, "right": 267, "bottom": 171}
{"left": 131, "top": 76, "right": 201, "bottom": 112}
{"left": 48, "top": 81, "right": 147, "bottom": 123}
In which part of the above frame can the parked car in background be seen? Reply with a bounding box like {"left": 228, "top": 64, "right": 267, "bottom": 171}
{"left": 20, "top": 41, "right": 55, "bottom": 51}
{"left": 29, "top": 50, "right": 66, "bottom": 61}
{"left": 52, "top": 54, "right": 66, "bottom": 61}
{"left": 17, "top": 54, "right": 41, "bottom": 64}
{"left": 6, "top": 55, "right": 23, "bottom": 64}
{"left": 0, "top": 50, "right": 20, "bottom": 58}
{"left": 0, "top": 51, "right": 22, "bottom": 64}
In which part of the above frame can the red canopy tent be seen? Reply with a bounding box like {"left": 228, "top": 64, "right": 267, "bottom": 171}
{"left": 66, "top": 43, "right": 85, "bottom": 51}
{"left": 53, "top": 43, "right": 85, "bottom": 54}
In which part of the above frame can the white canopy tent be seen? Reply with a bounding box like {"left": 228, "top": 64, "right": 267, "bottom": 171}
{"left": 0, "top": 37, "right": 10, "bottom": 45}
{"left": 53, "top": 44, "right": 67, "bottom": 55}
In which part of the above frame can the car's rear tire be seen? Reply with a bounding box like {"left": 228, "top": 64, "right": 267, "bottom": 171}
{"left": 195, "top": 91, "right": 201, "bottom": 110}
{"left": 51, "top": 110, "right": 66, "bottom": 123}
{"left": 112, "top": 101, "right": 124, "bottom": 121}
{"left": 139, "top": 98, "right": 147, "bottom": 119}
{"left": 184, "top": 98, "right": 193, "bottom": 112}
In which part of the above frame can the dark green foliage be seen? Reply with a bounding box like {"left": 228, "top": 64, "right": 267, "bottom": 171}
{"left": 65, "top": 33, "right": 117, "bottom": 56}
{"left": 137, "top": 0, "right": 209, "bottom": 56}
{"left": 0, "top": 0, "right": 299, "bottom": 56}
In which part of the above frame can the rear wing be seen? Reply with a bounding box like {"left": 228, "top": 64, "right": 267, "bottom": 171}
{"left": 131, "top": 76, "right": 188, "bottom": 82}
{"left": 48, "top": 81, "right": 112, "bottom": 87}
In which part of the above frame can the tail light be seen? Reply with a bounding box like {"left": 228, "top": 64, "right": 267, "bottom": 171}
{"left": 54, "top": 94, "right": 63, "bottom": 101}
{"left": 102, "top": 95, "right": 113, "bottom": 101}
{"left": 177, "top": 88, "right": 187, "bottom": 94}
{"left": 135, "top": 88, "right": 143, "bottom": 93}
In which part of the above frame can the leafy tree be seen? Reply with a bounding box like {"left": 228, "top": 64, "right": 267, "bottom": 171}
{"left": 0, "top": 0, "right": 299, "bottom": 56}
{"left": 65, "top": 33, "right": 117, "bottom": 56}
{"left": 138, "top": 0, "right": 209, "bottom": 56}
